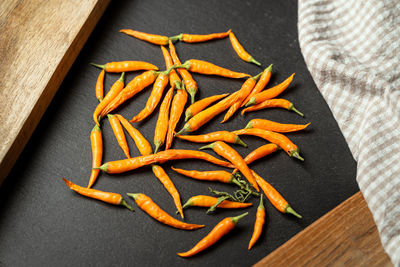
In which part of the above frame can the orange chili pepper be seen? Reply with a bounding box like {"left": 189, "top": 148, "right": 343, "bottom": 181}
{"left": 160, "top": 46, "right": 181, "bottom": 89}
{"left": 177, "top": 212, "right": 248, "bottom": 257}
{"left": 90, "top": 61, "right": 158, "bottom": 73}
{"left": 93, "top": 72, "right": 125, "bottom": 126}
{"left": 200, "top": 141, "right": 259, "bottom": 192}
{"left": 248, "top": 195, "right": 265, "bottom": 250}
{"left": 244, "top": 143, "right": 280, "bottom": 165}
{"left": 252, "top": 170, "right": 301, "bottom": 218}
{"left": 182, "top": 195, "right": 252, "bottom": 209}
{"left": 242, "top": 64, "right": 273, "bottom": 107}
{"left": 179, "top": 59, "right": 250, "bottom": 79}
{"left": 185, "top": 93, "right": 229, "bottom": 121}
{"left": 233, "top": 128, "right": 304, "bottom": 161}
{"left": 165, "top": 83, "right": 188, "bottom": 150}
{"left": 176, "top": 131, "right": 247, "bottom": 147}
{"left": 127, "top": 193, "right": 204, "bottom": 230}
{"left": 120, "top": 29, "right": 177, "bottom": 45}
{"left": 95, "top": 69, "right": 105, "bottom": 102}
{"left": 169, "top": 40, "right": 198, "bottom": 103}
{"left": 171, "top": 167, "right": 235, "bottom": 184}
{"left": 154, "top": 87, "right": 174, "bottom": 153}
{"left": 130, "top": 67, "right": 172, "bottom": 123}
{"left": 175, "top": 91, "right": 240, "bottom": 135}
{"left": 98, "top": 149, "right": 234, "bottom": 173}
{"left": 241, "top": 98, "right": 304, "bottom": 116}
{"left": 221, "top": 72, "right": 262, "bottom": 123}
{"left": 246, "top": 119, "right": 311, "bottom": 133}
{"left": 87, "top": 125, "right": 103, "bottom": 188}
{"left": 108, "top": 114, "right": 130, "bottom": 158}
{"left": 63, "top": 178, "right": 133, "bottom": 211}
{"left": 245, "top": 74, "right": 295, "bottom": 107}
{"left": 170, "top": 29, "right": 231, "bottom": 43}
{"left": 229, "top": 31, "right": 260, "bottom": 66}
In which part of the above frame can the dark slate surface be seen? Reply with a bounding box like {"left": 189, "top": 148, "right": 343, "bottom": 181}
{"left": 0, "top": 1, "right": 358, "bottom": 266}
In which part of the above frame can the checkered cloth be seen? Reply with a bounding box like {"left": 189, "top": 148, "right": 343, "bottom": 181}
{"left": 298, "top": 0, "right": 400, "bottom": 265}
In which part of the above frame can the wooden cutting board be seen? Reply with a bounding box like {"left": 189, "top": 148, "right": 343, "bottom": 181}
{"left": 0, "top": 0, "right": 391, "bottom": 265}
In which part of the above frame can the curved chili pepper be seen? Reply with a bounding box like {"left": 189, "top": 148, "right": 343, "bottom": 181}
{"left": 165, "top": 83, "right": 187, "bottom": 150}
{"left": 229, "top": 31, "right": 260, "bottom": 66}
{"left": 233, "top": 128, "right": 304, "bottom": 161}
{"left": 93, "top": 72, "right": 125, "bottom": 126}
{"left": 244, "top": 143, "right": 280, "bottom": 165}
{"left": 221, "top": 72, "right": 262, "bottom": 123}
{"left": 182, "top": 195, "right": 252, "bottom": 209}
{"left": 241, "top": 98, "right": 304, "bottom": 116}
{"left": 154, "top": 87, "right": 174, "bottom": 153}
{"left": 177, "top": 212, "right": 248, "bottom": 257}
{"left": 185, "top": 93, "right": 229, "bottom": 121}
{"left": 242, "top": 64, "right": 273, "bottom": 106}
{"left": 170, "top": 29, "right": 231, "bottom": 43}
{"left": 252, "top": 170, "right": 301, "bottom": 218}
{"left": 169, "top": 40, "right": 198, "bottom": 103}
{"left": 245, "top": 73, "right": 295, "bottom": 107}
{"left": 200, "top": 141, "right": 259, "bottom": 192}
{"left": 248, "top": 195, "right": 265, "bottom": 250}
{"left": 95, "top": 69, "right": 105, "bottom": 102}
{"left": 161, "top": 46, "right": 181, "bottom": 89}
{"left": 176, "top": 131, "right": 247, "bottom": 147}
{"left": 87, "top": 125, "right": 103, "bottom": 188}
{"left": 127, "top": 193, "right": 204, "bottom": 230}
{"left": 108, "top": 114, "right": 130, "bottom": 158}
{"left": 245, "top": 119, "right": 311, "bottom": 133}
{"left": 97, "top": 149, "right": 234, "bottom": 173}
{"left": 63, "top": 178, "right": 133, "bottom": 211}
{"left": 179, "top": 59, "right": 250, "bottom": 79}
{"left": 171, "top": 167, "right": 235, "bottom": 183}
{"left": 90, "top": 61, "right": 158, "bottom": 73}
{"left": 120, "top": 29, "right": 175, "bottom": 45}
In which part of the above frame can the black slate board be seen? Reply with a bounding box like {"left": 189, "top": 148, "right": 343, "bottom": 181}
{"left": 0, "top": 1, "right": 358, "bottom": 266}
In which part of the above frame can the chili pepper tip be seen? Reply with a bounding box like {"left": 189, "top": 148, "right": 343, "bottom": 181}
{"left": 120, "top": 199, "right": 134, "bottom": 211}
{"left": 289, "top": 103, "right": 304, "bottom": 117}
{"left": 199, "top": 143, "right": 216, "bottom": 150}
{"left": 90, "top": 63, "right": 106, "bottom": 70}
{"left": 285, "top": 205, "right": 302, "bottom": 218}
{"left": 245, "top": 97, "right": 256, "bottom": 107}
{"left": 234, "top": 136, "right": 247, "bottom": 147}
{"left": 249, "top": 57, "right": 261, "bottom": 66}
{"left": 230, "top": 212, "right": 249, "bottom": 224}
{"left": 127, "top": 193, "right": 140, "bottom": 200}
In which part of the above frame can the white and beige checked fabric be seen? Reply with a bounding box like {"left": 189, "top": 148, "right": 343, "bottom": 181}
{"left": 298, "top": 0, "right": 400, "bottom": 264}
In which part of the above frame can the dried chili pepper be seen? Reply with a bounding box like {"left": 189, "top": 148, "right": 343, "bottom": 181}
{"left": 176, "top": 131, "right": 247, "bottom": 147}
{"left": 229, "top": 31, "right": 261, "bottom": 66}
{"left": 179, "top": 59, "right": 250, "bottom": 79}
{"left": 241, "top": 98, "right": 304, "bottom": 116}
{"left": 248, "top": 195, "right": 265, "bottom": 250}
{"left": 87, "top": 125, "right": 103, "bottom": 188}
{"left": 245, "top": 119, "right": 310, "bottom": 133}
{"left": 185, "top": 93, "right": 229, "bottom": 121}
{"left": 90, "top": 61, "right": 158, "bottom": 73}
{"left": 170, "top": 30, "right": 231, "bottom": 43}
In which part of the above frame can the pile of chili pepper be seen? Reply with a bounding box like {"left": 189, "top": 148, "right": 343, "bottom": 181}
{"left": 63, "top": 28, "right": 310, "bottom": 258}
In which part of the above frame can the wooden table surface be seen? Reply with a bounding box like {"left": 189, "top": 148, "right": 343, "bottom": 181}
{"left": 0, "top": 0, "right": 392, "bottom": 265}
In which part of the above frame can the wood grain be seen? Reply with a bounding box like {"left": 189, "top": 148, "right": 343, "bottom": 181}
{"left": 0, "top": 0, "right": 110, "bottom": 184}
{"left": 255, "top": 192, "right": 392, "bottom": 267}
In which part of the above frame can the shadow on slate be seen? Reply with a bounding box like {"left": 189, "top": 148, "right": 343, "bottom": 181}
{"left": 0, "top": 0, "right": 358, "bottom": 266}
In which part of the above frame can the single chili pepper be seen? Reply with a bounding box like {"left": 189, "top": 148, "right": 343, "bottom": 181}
{"left": 185, "top": 93, "right": 229, "bottom": 121}
{"left": 130, "top": 67, "right": 173, "bottom": 123}
{"left": 160, "top": 46, "right": 181, "bottom": 89}
{"left": 100, "top": 69, "right": 165, "bottom": 117}
{"left": 241, "top": 98, "right": 304, "bottom": 116}
{"left": 242, "top": 64, "right": 273, "bottom": 107}
{"left": 63, "top": 178, "right": 133, "bottom": 211}
{"left": 245, "top": 73, "right": 295, "bottom": 107}
{"left": 93, "top": 72, "right": 125, "bottom": 126}
{"left": 221, "top": 72, "right": 262, "bottom": 123}
{"left": 177, "top": 212, "right": 248, "bottom": 257}
{"left": 95, "top": 69, "right": 105, "bottom": 102}
{"left": 179, "top": 59, "right": 250, "bottom": 79}
{"left": 200, "top": 141, "right": 259, "bottom": 192}
{"left": 97, "top": 149, "right": 234, "bottom": 173}
{"left": 251, "top": 170, "right": 301, "bottom": 218}
{"left": 233, "top": 128, "right": 304, "bottom": 161}
{"left": 229, "top": 31, "right": 260, "bottom": 66}
{"left": 165, "top": 83, "right": 188, "bottom": 150}
{"left": 171, "top": 167, "right": 235, "bottom": 183}
{"left": 154, "top": 87, "right": 174, "bottom": 153}
{"left": 169, "top": 40, "right": 198, "bottom": 103}
{"left": 127, "top": 193, "right": 204, "bottom": 230}
{"left": 176, "top": 131, "right": 247, "bottom": 147}
{"left": 175, "top": 91, "right": 240, "bottom": 135}
{"left": 120, "top": 29, "right": 179, "bottom": 45}
{"left": 87, "top": 125, "right": 103, "bottom": 188}
{"left": 248, "top": 194, "right": 265, "bottom": 250}
{"left": 182, "top": 195, "right": 252, "bottom": 209}
{"left": 170, "top": 29, "right": 231, "bottom": 43}
{"left": 245, "top": 119, "right": 311, "bottom": 133}
{"left": 90, "top": 61, "right": 158, "bottom": 73}
{"left": 108, "top": 114, "right": 130, "bottom": 158}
